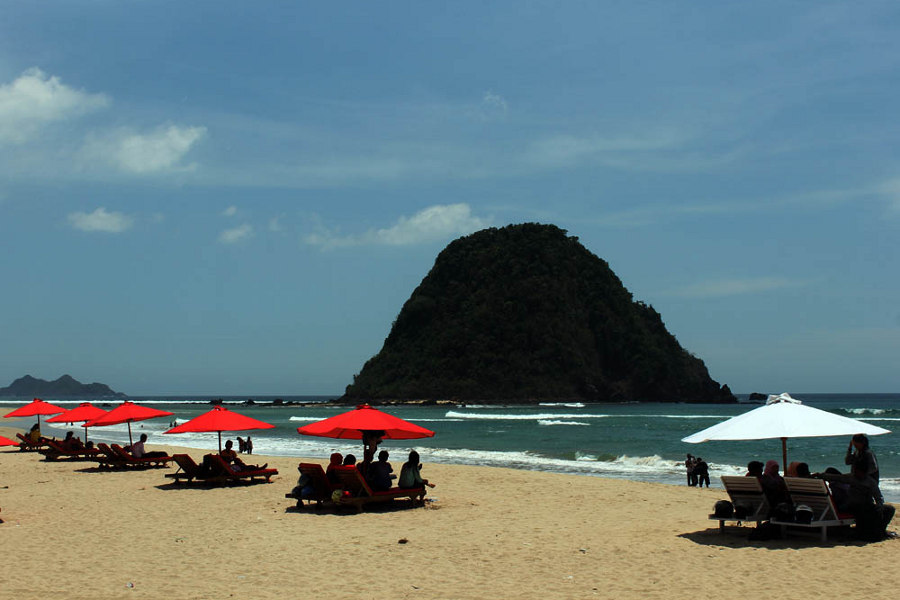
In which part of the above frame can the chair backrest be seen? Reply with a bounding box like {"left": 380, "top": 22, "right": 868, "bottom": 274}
{"left": 208, "top": 453, "right": 238, "bottom": 476}
{"left": 783, "top": 477, "right": 839, "bottom": 522}
{"left": 299, "top": 463, "right": 333, "bottom": 491}
{"left": 332, "top": 465, "right": 374, "bottom": 497}
{"left": 173, "top": 454, "right": 200, "bottom": 474}
{"left": 720, "top": 475, "right": 770, "bottom": 519}
{"left": 97, "top": 443, "right": 119, "bottom": 460}
{"left": 111, "top": 444, "right": 133, "bottom": 459}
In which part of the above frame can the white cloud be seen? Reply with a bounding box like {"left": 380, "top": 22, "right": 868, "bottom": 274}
{"left": 67, "top": 207, "right": 134, "bottom": 233}
{"left": 81, "top": 124, "right": 206, "bottom": 174}
{"left": 269, "top": 215, "right": 284, "bottom": 232}
{"left": 219, "top": 223, "right": 253, "bottom": 244}
{"left": 665, "top": 277, "right": 808, "bottom": 299}
{"left": 482, "top": 91, "right": 508, "bottom": 112}
{"left": 222, "top": 206, "right": 238, "bottom": 217}
{"left": 0, "top": 68, "right": 109, "bottom": 143}
{"left": 526, "top": 131, "right": 684, "bottom": 169}
{"left": 305, "top": 204, "right": 491, "bottom": 249}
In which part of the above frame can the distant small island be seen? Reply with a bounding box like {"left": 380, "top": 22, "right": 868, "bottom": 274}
{"left": 0, "top": 374, "right": 127, "bottom": 398}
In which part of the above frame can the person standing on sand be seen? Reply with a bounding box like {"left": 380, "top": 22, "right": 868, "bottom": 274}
{"left": 694, "top": 457, "right": 710, "bottom": 488}
{"left": 845, "top": 433, "right": 882, "bottom": 505}
{"left": 685, "top": 454, "right": 696, "bottom": 486}
{"left": 246, "top": 437, "right": 253, "bottom": 455}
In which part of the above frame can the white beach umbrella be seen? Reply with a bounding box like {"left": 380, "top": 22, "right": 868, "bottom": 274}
{"left": 681, "top": 392, "right": 891, "bottom": 467}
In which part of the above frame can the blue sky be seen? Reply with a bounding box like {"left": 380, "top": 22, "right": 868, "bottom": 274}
{"left": 1, "top": 2, "right": 898, "bottom": 396}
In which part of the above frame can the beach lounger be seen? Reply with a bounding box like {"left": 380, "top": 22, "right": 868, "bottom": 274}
{"left": 110, "top": 444, "right": 172, "bottom": 468}
{"left": 285, "top": 463, "right": 339, "bottom": 507}
{"left": 330, "top": 465, "right": 426, "bottom": 513}
{"left": 710, "top": 476, "right": 771, "bottom": 532}
{"left": 165, "top": 454, "right": 208, "bottom": 483}
{"left": 206, "top": 454, "right": 278, "bottom": 483}
{"left": 16, "top": 433, "right": 49, "bottom": 452}
{"left": 769, "top": 477, "right": 855, "bottom": 541}
{"left": 84, "top": 443, "right": 126, "bottom": 469}
{"left": 38, "top": 439, "right": 101, "bottom": 461}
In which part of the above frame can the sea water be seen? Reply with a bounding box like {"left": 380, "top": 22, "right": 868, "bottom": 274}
{"left": 6, "top": 393, "right": 899, "bottom": 502}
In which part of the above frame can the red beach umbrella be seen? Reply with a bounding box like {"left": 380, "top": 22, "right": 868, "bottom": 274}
{"left": 164, "top": 405, "right": 275, "bottom": 452}
{"left": 0, "top": 435, "right": 18, "bottom": 447}
{"left": 297, "top": 404, "right": 435, "bottom": 441}
{"left": 83, "top": 401, "right": 174, "bottom": 446}
{"left": 3, "top": 398, "right": 65, "bottom": 428}
{"left": 46, "top": 402, "right": 108, "bottom": 443}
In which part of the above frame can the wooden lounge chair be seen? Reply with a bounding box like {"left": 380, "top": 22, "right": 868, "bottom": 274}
{"left": 88, "top": 443, "right": 127, "bottom": 468}
{"left": 330, "top": 465, "right": 426, "bottom": 513}
{"left": 206, "top": 454, "right": 278, "bottom": 483}
{"left": 710, "top": 475, "right": 771, "bottom": 532}
{"left": 285, "top": 463, "right": 339, "bottom": 507}
{"left": 165, "top": 454, "right": 208, "bottom": 483}
{"left": 38, "top": 439, "right": 101, "bottom": 461}
{"left": 16, "top": 432, "right": 49, "bottom": 452}
{"left": 110, "top": 444, "right": 172, "bottom": 468}
{"left": 769, "top": 477, "right": 856, "bottom": 541}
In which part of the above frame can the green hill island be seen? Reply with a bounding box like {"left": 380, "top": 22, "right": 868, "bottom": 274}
{"left": 342, "top": 223, "right": 735, "bottom": 405}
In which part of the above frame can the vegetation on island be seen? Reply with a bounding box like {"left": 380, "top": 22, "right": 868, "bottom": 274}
{"left": 342, "top": 223, "right": 735, "bottom": 404}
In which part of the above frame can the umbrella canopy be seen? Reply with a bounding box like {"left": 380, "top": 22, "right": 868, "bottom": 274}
{"left": 3, "top": 398, "right": 64, "bottom": 427}
{"left": 682, "top": 392, "right": 891, "bottom": 467}
{"left": 46, "top": 402, "right": 108, "bottom": 442}
{"left": 297, "top": 404, "right": 435, "bottom": 440}
{"left": 0, "top": 435, "right": 18, "bottom": 447}
{"left": 164, "top": 405, "right": 275, "bottom": 451}
{"left": 83, "top": 401, "right": 174, "bottom": 446}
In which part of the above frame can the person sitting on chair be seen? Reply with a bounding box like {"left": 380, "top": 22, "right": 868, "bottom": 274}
{"left": 398, "top": 450, "right": 435, "bottom": 490}
{"left": 368, "top": 450, "right": 394, "bottom": 491}
{"left": 325, "top": 452, "right": 343, "bottom": 484}
{"left": 219, "top": 439, "right": 266, "bottom": 471}
{"left": 131, "top": 433, "right": 167, "bottom": 459}
{"left": 61, "top": 431, "right": 84, "bottom": 451}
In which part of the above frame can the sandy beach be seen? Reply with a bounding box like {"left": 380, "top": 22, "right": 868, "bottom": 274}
{"left": 1, "top": 422, "right": 897, "bottom": 600}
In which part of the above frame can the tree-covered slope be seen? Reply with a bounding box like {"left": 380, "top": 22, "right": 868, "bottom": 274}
{"left": 342, "top": 223, "right": 735, "bottom": 404}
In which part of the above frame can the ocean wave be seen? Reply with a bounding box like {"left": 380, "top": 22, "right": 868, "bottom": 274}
{"left": 288, "top": 417, "right": 322, "bottom": 422}
{"left": 538, "top": 420, "right": 590, "bottom": 426}
{"left": 445, "top": 410, "right": 607, "bottom": 420}
{"left": 538, "top": 402, "right": 586, "bottom": 408}
{"left": 843, "top": 408, "right": 887, "bottom": 416}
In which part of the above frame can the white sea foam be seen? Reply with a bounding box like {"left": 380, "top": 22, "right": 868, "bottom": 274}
{"left": 445, "top": 410, "right": 607, "bottom": 420}
{"left": 844, "top": 408, "right": 887, "bottom": 415}
{"left": 538, "top": 420, "right": 590, "bottom": 426}
{"left": 538, "top": 402, "right": 586, "bottom": 408}
{"left": 288, "top": 417, "right": 322, "bottom": 422}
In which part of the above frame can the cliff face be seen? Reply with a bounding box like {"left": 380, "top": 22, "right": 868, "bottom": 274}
{"left": 0, "top": 374, "right": 127, "bottom": 398}
{"left": 342, "top": 223, "right": 735, "bottom": 404}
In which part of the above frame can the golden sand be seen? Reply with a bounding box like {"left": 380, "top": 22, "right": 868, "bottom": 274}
{"left": 0, "top": 423, "right": 897, "bottom": 600}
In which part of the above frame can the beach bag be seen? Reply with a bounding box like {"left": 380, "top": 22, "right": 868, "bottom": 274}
{"left": 794, "top": 504, "right": 814, "bottom": 525}
{"left": 713, "top": 500, "right": 734, "bottom": 518}
{"left": 773, "top": 502, "right": 794, "bottom": 521}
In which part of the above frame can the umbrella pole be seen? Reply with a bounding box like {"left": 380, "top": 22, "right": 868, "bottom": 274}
{"left": 781, "top": 437, "right": 787, "bottom": 470}
{"left": 127, "top": 422, "right": 134, "bottom": 446}
{"left": 218, "top": 431, "right": 222, "bottom": 453}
